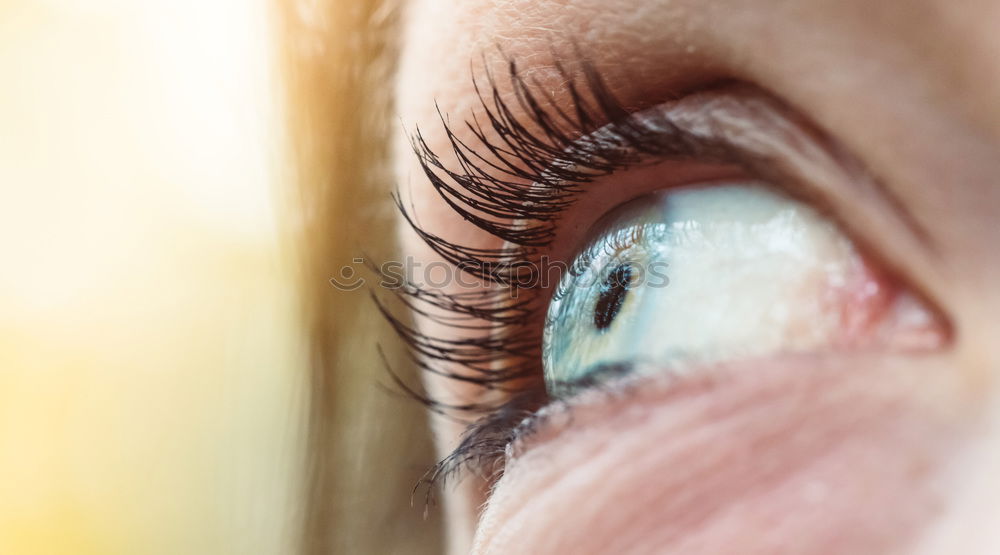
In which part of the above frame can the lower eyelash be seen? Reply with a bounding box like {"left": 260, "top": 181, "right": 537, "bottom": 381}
{"left": 412, "top": 388, "right": 548, "bottom": 506}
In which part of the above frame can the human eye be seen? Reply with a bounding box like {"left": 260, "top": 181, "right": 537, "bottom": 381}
{"left": 384, "top": 61, "right": 948, "bottom": 495}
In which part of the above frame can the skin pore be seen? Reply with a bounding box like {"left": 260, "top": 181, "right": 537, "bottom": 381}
{"left": 392, "top": 0, "right": 1000, "bottom": 553}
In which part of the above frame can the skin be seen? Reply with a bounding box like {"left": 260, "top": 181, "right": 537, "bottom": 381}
{"left": 393, "top": 0, "right": 1000, "bottom": 553}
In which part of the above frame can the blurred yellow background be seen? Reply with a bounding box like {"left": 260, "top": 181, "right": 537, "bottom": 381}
{"left": 0, "top": 1, "right": 306, "bottom": 553}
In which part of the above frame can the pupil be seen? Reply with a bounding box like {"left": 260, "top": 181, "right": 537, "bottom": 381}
{"left": 593, "top": 263, "right": 633, "bottom": 331}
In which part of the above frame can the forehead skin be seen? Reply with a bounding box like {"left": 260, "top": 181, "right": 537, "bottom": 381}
{"left": 393, "top": 0, "right": 1000, "bottom": 553}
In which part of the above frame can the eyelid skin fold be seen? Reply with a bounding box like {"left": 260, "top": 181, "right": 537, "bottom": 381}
{"left": 541, "top": 83, "right": 936, "bottom": 272}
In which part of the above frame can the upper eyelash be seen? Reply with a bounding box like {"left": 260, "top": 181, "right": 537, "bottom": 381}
{"left": 401, "top": 56, "right": 715, "bottom": 286}
{"left": 381, "top": 53, "right": 739, "bottom": 499}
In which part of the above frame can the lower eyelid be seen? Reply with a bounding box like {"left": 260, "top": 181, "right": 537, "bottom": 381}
{"left": 477, "top": 353, "right": 967, "bottom": 554}
{"left": 513, "top": 350, "right": 958, "bottom": 453}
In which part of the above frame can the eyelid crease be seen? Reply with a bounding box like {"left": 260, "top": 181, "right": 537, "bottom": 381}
{"left": 656, "top": 88, "right": 936, "bottom": 249}
{"left": 539, "top": 84, "right": 935, "bottom": 262}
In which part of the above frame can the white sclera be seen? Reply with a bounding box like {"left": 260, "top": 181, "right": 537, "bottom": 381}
{"left": 542, "top": 183, "right": 877, "bottom": 391}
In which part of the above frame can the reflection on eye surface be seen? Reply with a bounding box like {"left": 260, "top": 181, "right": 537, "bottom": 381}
{"left": 543, "top": 183, "right": 942, "bottom": 394}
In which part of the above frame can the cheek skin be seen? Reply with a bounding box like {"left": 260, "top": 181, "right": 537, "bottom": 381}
{"left": 473, "top": 355, "right": 974, "bottom": 554}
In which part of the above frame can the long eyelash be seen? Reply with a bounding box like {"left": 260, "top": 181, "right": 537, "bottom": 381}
{"left": 381, "top": 52, "right": 714, "bottom": 500}
{"left": 404, "top": 55, "right": 708, "bottom": 286}
{"left": 411, "top": 388, "right": 548, "bottom": 508}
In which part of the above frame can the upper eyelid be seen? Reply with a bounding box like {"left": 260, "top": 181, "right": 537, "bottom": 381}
{"left": 532, "top": 83, "right": 945, "bottom": 310}
{"left": 407, "top": 59, "right": 933, "bottom": 278}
